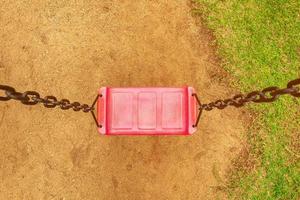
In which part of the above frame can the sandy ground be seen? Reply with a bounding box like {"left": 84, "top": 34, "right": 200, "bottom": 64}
{"left": 0, "top": 1, "right": 250, "bottom": 199}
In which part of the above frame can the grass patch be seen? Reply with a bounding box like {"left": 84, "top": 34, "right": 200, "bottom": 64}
{"left": 194, "top": 0, "right": 300, "bottom": 199}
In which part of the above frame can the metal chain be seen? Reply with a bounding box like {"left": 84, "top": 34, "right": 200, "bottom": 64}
{"left": 0, "top": 85, "right": 102, "bottom": 127}
{"left": 192, "top": 78, "right": 300, "bottom": 127}
{"left": 0, "top": 85, "right": 95, "bottom": 112}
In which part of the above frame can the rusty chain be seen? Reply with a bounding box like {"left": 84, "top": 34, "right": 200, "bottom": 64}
{"left": 0, "top": 85, "right": 101, "bottom": 127}
{"left": 0, "top": 85, "right": 94, "bottom": 112}
{"left": 192, "top": 78, "right": 300, "bottom": 127}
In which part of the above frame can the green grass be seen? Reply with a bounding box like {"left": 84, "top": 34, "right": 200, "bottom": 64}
{"left": 194, "top": 0, "right": 300, "bottom": 199}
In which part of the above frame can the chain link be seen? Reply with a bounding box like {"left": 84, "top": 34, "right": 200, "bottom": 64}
{"left": 193, "top": 78, "right": 300, "bottom": 127}
{"left": 0, "top": 86, "right": 94, "bottom": 113}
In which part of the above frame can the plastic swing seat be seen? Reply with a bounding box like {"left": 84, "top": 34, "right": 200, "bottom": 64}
{"left": 97, "top": 87, "right": 197, "bottom": 135}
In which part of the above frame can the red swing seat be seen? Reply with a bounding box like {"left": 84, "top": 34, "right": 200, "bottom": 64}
{"left": 97, "top": 87, "right": 197, "bottom": 135}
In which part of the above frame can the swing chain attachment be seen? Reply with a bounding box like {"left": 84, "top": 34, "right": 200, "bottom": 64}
{"left": 193, "top": 78, "right": 300, "bottom": 127}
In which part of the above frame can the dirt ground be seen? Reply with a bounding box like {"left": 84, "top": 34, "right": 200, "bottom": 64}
{"left": 0, "top": 1, "right": 250, "bottom": 199}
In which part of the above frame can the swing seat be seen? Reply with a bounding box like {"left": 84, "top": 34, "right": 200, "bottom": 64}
{"left": 97, "top": 87, "right": 197, "bottom": 135}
